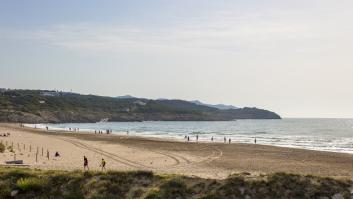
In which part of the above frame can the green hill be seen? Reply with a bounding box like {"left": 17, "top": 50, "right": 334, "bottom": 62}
{"left": 0, "top": 89, "right": 281, "bottom": 123}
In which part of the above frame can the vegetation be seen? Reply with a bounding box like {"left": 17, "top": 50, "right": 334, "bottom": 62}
{"left": 0, "top": 142, "right": 5, "bottom": 153}
{"left": 0, "top": 167, "right": 351, "bottom": 199}
{"left": 0, "top": 89, "right": 281, "bottom": 123}
{"left": 16, "top": 177, "right": 48, "bottom": 192}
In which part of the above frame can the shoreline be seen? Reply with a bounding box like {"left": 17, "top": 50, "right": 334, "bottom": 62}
{"left": 24, "top": 122, "right": 353, "bottom": 155}
{"left": 1, "top": 123, "right": 353, "bottom": 179}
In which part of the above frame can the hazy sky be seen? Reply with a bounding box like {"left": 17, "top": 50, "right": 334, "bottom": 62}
{"left": 1, "top": 1, "right": 353, "bottom": 118}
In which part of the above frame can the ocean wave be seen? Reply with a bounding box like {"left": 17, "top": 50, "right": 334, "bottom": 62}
{"left": 27, "top": 119, "right": 353, "bottom": 154}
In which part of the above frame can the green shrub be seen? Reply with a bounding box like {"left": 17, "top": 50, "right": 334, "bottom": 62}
{"left": 0, "top": 182, "right": 11, "bottom": 198}
{"left": 153, "top": 178, "right": 191, "bottom": 199}
{"left": 0, "top": 143, "right": 5, "bottom": 153}
{"left": 3, "top": 169, "right": 32, "bottom": 180}
{"left": 144, "top": 188, "right": 160, "bottom": 199}
{"left": 16, "top": 177, "right": 48, "bottom": 191}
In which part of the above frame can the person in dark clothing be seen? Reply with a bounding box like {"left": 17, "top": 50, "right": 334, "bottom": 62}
{"left": 100, "top": 158, "right": 106, "bottom": 171}
{"left": 83, "top": 156, "right": 89, "bottom": 171}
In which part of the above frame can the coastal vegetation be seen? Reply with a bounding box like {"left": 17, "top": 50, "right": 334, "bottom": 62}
{"left": 0, "top": 143, "right": 5, "bottom": 153}
{"left": 0, "top": 167, "right": 351, "bottom": 198}
{"left": 0, "top": 89, "right": 281, "bottom": 123}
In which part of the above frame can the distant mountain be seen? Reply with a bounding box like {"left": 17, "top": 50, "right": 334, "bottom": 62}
{"left": 0, "top": 89, "right": 281, "bottom": 123}
{"left": 190, "top": 100, "right": 238, "bottom": 110}
{"left": 116, "top": 95, "right": 136, "bottom": 99}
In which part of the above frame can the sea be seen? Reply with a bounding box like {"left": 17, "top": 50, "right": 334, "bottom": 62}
{"left": 26, "top": 118, "right": 353, "bottom": 154}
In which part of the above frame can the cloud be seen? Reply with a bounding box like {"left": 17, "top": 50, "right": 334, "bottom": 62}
{"left": 18, "top": 11, "right": 313, "bottom": 54}
{"left": 2, "top": 5, "right": 353, "bottom": 57}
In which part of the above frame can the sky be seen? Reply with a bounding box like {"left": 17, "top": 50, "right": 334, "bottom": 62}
{"left": 0, "top": 0, "right": 353, "bottom": 118}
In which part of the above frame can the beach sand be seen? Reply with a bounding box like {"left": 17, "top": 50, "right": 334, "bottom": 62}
{"left": 1, "top": 123, "right": 353, "bottom": 179}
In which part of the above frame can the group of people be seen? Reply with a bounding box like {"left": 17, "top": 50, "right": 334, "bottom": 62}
{"left": 184, "top": 134, "right": 257, "bottom": 144}
{"left": 94, "top": 129, "right": 112, "bottom": 134}
{"left": 83, "top": 156, "right": 106, "bottom": 171}
{"left": 68, "top": 128, "right": 80, "bottom": 132}
{"left": 184, "top": 135, "right": 233, "bottom": 143}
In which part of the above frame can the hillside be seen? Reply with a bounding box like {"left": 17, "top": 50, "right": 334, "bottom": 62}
{"left": 0, "top": 89, "right": 281, "bottom": 123}
{"left": 190, "top": 100, "right": 238, "bottom": 110}
{"left": 0, "top": 168, "right": 351, "bottom": 199}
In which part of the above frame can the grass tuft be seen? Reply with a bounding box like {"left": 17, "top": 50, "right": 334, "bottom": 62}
{"left": 16, "top": 177, "right": 48, "bottom": 191}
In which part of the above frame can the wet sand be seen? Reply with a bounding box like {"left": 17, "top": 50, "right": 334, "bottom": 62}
{"left": 1, "top": 123, "right": 353, "bottom": 179}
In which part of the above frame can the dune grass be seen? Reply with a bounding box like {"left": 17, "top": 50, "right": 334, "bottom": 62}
{"left": 0, "top": 167, "right": 351, "bottom": 199}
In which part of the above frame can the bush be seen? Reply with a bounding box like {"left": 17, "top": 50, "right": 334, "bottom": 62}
{"left": 16, "top": 177, "right": 48, "bottom": 191}
{"left": 0, "top": 143, "right": 5, "bottom": 153}
{"left": 153, "top": 178, "right": 191, "bottom": 199}
{"left": 0, "top": 182, "right": 11, "bottom": 198}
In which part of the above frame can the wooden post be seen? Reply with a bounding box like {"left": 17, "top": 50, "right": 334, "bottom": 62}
{"left": 36, "top": 153, "right": 38, "bottom": 163}
{"left": 47, "top": 150, "right": 49, "bottom": 160}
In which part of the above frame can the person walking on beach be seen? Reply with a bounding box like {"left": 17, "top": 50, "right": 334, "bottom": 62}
{"left": 187, "top": 136, "right": 190, "bottom": 142}
{"left": 224, "top": 137, "right": 226, "bottom": 143}
{"left": 229, "top": 138, "right": 231, "bottom": 144}
{"left": 100, "top": 158, "right": 106, "bottom": 171}
{"left": 254, "top": 137, "right": 257, "bottom": 144}
{"left": 211, "top": 136, "right": 214, "bottom": 141}
{"left": 83, "top": 156, "right": 89, "bottom": 171}
{"left": 196, "top": 135, "right": 199, "bottom": 142}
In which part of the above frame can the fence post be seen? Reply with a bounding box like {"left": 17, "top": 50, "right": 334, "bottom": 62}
{"left": 36, "top": 153, "right": 38, "bottom": 163}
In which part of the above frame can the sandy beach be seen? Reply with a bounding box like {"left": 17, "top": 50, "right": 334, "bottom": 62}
{"left": 1, "top": 123, "right": 353, "bottom": 179}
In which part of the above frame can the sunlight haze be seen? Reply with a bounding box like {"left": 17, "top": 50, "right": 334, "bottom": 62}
{"left": 1, "top": 0, "right": 352, "bottom": 118}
